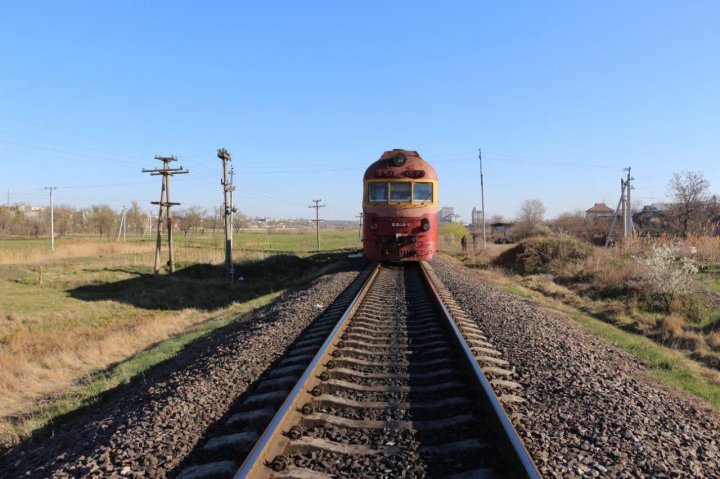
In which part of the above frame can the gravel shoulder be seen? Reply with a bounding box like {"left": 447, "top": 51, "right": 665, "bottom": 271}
{"left": 431, "top": 255, "right": 720, "bottom": 478}
{"left": 0, "top": 262, "right": 366, "bottom": 478}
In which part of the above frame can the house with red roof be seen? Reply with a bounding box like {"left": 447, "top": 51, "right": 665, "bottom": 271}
{"left": 585, "top": 203, "right": 615, "bottom": 219}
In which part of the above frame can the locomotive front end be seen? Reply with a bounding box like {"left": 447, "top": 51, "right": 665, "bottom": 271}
{"left": 362, "top": 150, "right": 438, "bottom": 261}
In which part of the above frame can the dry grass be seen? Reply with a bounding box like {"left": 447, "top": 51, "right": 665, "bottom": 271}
{"left": 0, "top": 230, "right": 361, "bottom": 266}
{"left": 471, "top": 236, "right": 720, "bottom": 372}
{"left": 0, "top": 306, "right": 207, "bottom": 419}
{"left": 0, "top": 239, "right": 154, "bottom": 265}
{"left": 657, "top": 314, "right": 685, "bottom": 341}
{"left": 708, "top": 332, "right": 720, "bottom": 352}
{"left": 0, "top": 256, "right": 238, "bottom": 429}
{"left": 0, "top": 235, "right": 359, "bottom": 447}
{"left": 438, "top": 234, "right": 512, "bottom": 260}
{"left": 622, "top": 234, "right": 720, "bottom": 265}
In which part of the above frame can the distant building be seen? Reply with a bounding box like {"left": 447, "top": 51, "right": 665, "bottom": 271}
{"left": 439, "top": 206, "right": 454, "bottom": 223}
{"left": 14, "top": 204, "right": 45, "bottom": 219}
{"left": 440, "top": 206, "right": 462, "bottom": 224}
{"left": 585, "top": 203, "right": 615, "bottom": 219}
{"left": 633, "top": 204, "right": 671, "bottom": 236}
{"left": 471, "top": 207, "right": 483, "bottom": 227}
{"left": 490, "top": 222, "right": 514, "bottom": 238}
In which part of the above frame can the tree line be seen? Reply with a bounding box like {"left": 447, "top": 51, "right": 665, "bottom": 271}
{"left": 481, "top": 171, "right": 719, "bottom": 241}
{"left": 0, "top": 201, "right": 247, "bottom": 238}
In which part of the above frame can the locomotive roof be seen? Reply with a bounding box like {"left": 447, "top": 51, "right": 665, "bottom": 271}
{"left": 363, "top": 149, "right": 438, "bottom": 180}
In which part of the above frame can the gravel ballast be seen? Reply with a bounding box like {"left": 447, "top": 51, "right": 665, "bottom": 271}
{"left": 0, "top": 264, "right": 364, "bottom": 478}
{"left": 431, "top": 256, "right": 720, "bottom": 478}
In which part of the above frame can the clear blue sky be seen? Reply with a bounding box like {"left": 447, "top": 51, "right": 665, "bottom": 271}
{"left": 1, "top": 1, "right": 719, "bottom": 221}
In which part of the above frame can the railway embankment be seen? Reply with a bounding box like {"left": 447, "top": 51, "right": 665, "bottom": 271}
{"left": 0, "top": 262, "right": 365, "bottom": 478}
{"left": 432, "top": 255, "right": 720, "bottom": 477}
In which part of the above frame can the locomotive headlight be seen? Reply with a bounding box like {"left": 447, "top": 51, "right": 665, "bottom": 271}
{"left": 421, "top": 218, "right": 431, "bottom": 231}
{"left": 370, "top": 223, "right": 378, "bottom": 230}
{"left": 392, "top": 153, "right": 407, "bottom": 167}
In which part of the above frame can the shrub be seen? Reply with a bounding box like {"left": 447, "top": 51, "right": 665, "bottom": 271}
{"left": 494, "top": 237, "right": 593, "bottom": 276}
{"left": 633, "top": 245, "right": 698, "bottom": 312}
{"left": 439, "top": 223, "right": 471, "bottom": 242}
{"left": 682, "top": 293, "right": 709, "bottom": 324}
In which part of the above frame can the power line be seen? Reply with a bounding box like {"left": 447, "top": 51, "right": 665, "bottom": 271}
{"left": 0, "top": 139, "right": 143, "bottom": 167}
{"left": 5, "top": 119, "right": 150, "bottom": 155}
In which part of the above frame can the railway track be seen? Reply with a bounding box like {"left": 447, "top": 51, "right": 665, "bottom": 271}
{"left": 178, "top": 262, "right": 539, "bottom": 479}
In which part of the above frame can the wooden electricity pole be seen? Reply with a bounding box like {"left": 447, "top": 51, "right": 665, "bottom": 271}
{"left": 605, "top": 175, "right": 628, "bottom": 247}
{"left": 309, "top": 199, "right": 326, "bottom": 252}
{"left": 143, "top": 155, "right": 188, "bottom": 276}
{"left": 218, "top": 148, "right": 236, "bottom": 281}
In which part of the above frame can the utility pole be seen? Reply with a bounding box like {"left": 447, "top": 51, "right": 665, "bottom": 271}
{"left": 479, "top": 148, "right": 487, "bottom": 252}
{"left": 230, "top": 166, "right": 236, "bottom": 233}
{"left": 117, "top": 205, "right": 127, "bottom": 242}
{"left": 143, "top": 155, "right": 188, "bottom": 276}
{"left": 356, "top": 212, "right": 363, "bottom": 242}
{"left": 605, "top": 177, "right": 627, "bottom": 247}
{"left": 624, "top": 167, "right": 634, "bottom": 237}
{"left": 620, "top": 178, "right": 626, "bottom": 240}
{"left": 219, "top": 148, "right": 236, "bottom": 281}
{"left": 45, "top": 187, "right": 57, "bottom": 251}
{"left": 309, "top": 199, "right": 326, "bottom": 252}
{"left": 142, "top": 212, "right": 151, "bottom": 239}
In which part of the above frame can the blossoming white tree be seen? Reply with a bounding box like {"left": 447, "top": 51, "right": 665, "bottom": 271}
{"left": 634, "top": 245, "right": 698, "bottom": 311}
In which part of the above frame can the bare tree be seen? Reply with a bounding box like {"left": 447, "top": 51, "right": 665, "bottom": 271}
{"left": 233, "top": 210, "right": 248, "bottom": 233}
{"left": 179, "top": 206, "right": 205, "bottom": 236}
{"left": 513, "top": 199, "right": 548, "bottom": 239}
{"left": 552, "top": 210, "right": 587, "bottom": 239}
{"left": 519, "top": 199, "right": 546, "bottom": 223}
{"left": 89, "top": 205, "right": 118, "bottom": 238}
{"left": 0, "top": 207, "right": 13, "bottom": 234}
{"left": 52, "top": 206, "right": 74, "bottom": 236}
{"left": 27, "top": 211, "right": 48, "bottom": 238}
{"left": 667, "top": 171, "right": 710, "bottom": 237}
{"left": 127, "top": 201, "right": 146, "bottom": 234}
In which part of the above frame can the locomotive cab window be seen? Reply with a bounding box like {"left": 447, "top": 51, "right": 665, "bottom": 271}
{"left": 368, "top": 182, "right": 388, "bottom": 203}
{"left": 413, "top": 182, "right": 433, "bottom": 203}
{"left": 390, "top": 182, "right": 411, "bottom": 202}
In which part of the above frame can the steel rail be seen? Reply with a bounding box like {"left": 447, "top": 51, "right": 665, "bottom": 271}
{"left": 233, "top": 262, "right": 382, "bottom": 479}
{"left": 419, "top": 262, "right": 541, "bottom": 479}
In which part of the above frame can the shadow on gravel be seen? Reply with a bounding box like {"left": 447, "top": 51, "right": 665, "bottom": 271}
{"left": 68, "top": 252, "right": 359, "bottom": 311}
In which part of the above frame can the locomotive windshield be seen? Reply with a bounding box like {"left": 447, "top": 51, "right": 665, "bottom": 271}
{"left": 390, "top": 182, "right": 411, "bottom": 202}
{"left": 368, "top": 183, "right": 388, "bottom": 203}
{"left": 367, "top": 181, "right": 434, "bottom": 205}
{"left": 413, "top": 182, "right": 433, "bottom": 203}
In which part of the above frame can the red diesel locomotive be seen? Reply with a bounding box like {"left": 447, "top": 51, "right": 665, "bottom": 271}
{"left": 363, "top": 149, "right": 439, "bottom": 261}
